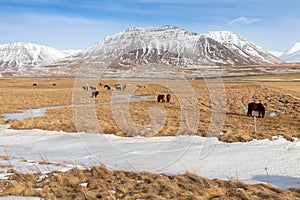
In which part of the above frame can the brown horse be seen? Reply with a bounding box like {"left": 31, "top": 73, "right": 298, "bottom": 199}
{"left": 157, "top": 94, "right": 165, "bottom": 103}
{"left": 247, "top": 102, "right": 265, "bottom": 118}
{"left": 166, "top": 94, "right": 171, "bottom": 103}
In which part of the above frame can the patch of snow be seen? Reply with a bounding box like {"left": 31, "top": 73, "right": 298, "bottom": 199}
{"left": 108, "top": 189, "right": 116, "bottom": 194}
{"left": 268, "top": 51, "right": 283, "bottom": 57}
{"left": 0, "top": 125, "right": 300, "bottom": 189}
{"left": 269, "top": 112, "right": 279, "bottom": 117}
{"left": 62, "top": 49, "right": 82, "bottom": 56}
{"left": 79, "top": 182, "right": 88, "bottom": 187}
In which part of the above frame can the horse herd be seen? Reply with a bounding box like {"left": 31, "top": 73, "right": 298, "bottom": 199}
{"left": 32, "top": 81, "right": 264, "bottom": 118}
{"left": 82, "top": 83, "right": 266, "bottom": 118}
{"left": 157, "top": 94, "right": 171, "bottom": 103}
{"left": 32, "top": 83, "right": 56, "bottom": 87}
{"left": 81, "top": 83, "right": 135, "bottom": 98}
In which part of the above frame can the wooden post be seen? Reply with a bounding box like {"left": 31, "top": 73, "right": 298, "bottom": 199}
{"left": 254, "top": 116, "right": 257, "bottom": 133}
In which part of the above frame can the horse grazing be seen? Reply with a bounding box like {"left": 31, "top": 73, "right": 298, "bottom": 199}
{"left": 166, "top": 94, "right": 171, "bottom": 103}
{"left": 157, "top": 94, "right": 165, "bottom": 103}
{"left": 114, "top": 84, "right": 122, "bottom": 91}
{"left": 90, "top": 86, "right": 96, "bottom": 91}
{"left": 82, "top": 86, "right": 88, "bottom": 91}
{"left": 92, "top": 90, "right": 99, "bottom": 98}
{"left": 104, "top": 85, "right": 111, "bottom": 90}
{"left": 247, "top": 102, "right": 265, "bottom": 118}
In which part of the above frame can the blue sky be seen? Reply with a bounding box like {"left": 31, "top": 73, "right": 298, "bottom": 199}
{"left": 0, "top": 0, "right": 299, "bottom": 52}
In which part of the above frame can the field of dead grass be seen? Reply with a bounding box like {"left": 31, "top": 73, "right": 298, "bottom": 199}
{"left": 1, "top": 165, "right": 300, "bottom": 199}
{"left": 0, "top": 75, "right": 300, "bottom": 198}
{"left": 0, "top": 75, "right": 299, "bottom": 142}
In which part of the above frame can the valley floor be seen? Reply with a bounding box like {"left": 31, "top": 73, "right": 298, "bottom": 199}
{"left": 0, "top": 73, "right": 299, "bottom": 199}
{"left": 0, "top": 74, "right": 299, "bottom": 142}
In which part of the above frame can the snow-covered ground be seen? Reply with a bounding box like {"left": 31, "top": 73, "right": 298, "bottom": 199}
{"left": 0, "top": 125, "right": 299, "bottom": 190}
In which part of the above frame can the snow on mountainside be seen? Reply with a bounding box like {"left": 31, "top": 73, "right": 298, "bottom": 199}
{"left": 268, "top": 51, "right": 283, "bottom": 57}
{"left": 206, "top": 31, "right": 282, "bottom": 64}
{"left": 62, "top": 49, "right": 82, "bottom": 56}
{"left": 0, "top": 26, "right": 289, "bottom": 77}
{"left": 280, "top": 42, "right": 300, "bottom": 62}
{"left": 67, "top": 26, "right": 282, "bottom": 69}
{"left": 0, "top": 42, "right": 69, "bottom": 68}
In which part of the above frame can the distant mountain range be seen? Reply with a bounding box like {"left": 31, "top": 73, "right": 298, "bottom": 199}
{"left": 0, "top": 42, "right": 68, "bottom": 67}
{"left": 0, "top": 42, "right": 79, "bottom": 76}
{"left": 268, "top": 42, "right": 300, "bottom": 62}
{"left": 279, "top": 42, "right": 300, "bottom": 62}
{"left": 0, "top": 26, "right": 299, "bottom": 77}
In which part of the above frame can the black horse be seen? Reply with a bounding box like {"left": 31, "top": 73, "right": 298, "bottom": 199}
{"left": 92, "top": 90, "right": 99, "bottom": 98}
{"left": 104, "top": 85, "right": 111, "bottom": 90}
{"left": 247, "top": 102, "right": 265, "bottom": 118}
{"left": 166, "top": 94, "right": 171, "bottom": 103}
{"left": 157, "top": 94, "right": 165, "bottom": 103}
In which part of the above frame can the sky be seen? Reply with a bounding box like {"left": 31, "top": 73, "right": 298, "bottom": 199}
{"left": 0, "top": 0, "right": 299, "bottom": 52}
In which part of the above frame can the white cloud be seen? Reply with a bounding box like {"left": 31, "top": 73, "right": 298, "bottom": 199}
{"left": 229, "top": 16, "right": 262, "bottom": 25}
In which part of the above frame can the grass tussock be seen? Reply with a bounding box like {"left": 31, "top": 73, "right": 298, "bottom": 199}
{"left": 0, "top": 166, "right": 299, "bottom": 199}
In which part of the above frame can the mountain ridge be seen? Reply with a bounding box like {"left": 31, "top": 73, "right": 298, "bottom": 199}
{"left": 0, "top": 26, "right": 290, "bottom": 77}
{"left": 68, "top": 26, "right": 282, "bottom": 67}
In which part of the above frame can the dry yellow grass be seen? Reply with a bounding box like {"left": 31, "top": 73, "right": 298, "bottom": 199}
{"left": 0, "top": 75, "right": 299, "bottom": 142}
{"left": 0, "top": 75, "right": 300, "bottom": 198}
{"left": 0, "top": 166, "right": 299, "bottom": 199}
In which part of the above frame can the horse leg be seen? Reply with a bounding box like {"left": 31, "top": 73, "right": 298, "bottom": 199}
{"left": 258, "top": 111, "right": 261, "bottom": 118}
{"left": 247, "top": 109, "right": 252, "bottom": 116}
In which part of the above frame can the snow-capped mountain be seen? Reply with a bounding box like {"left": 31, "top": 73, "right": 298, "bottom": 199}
{"left": 280, "top": 42, "right": 300, "bottom": 62}
{"left": 70, "top": 26, "right": 282, "bottom": 67}
{"left": 0, "top": 26, "right": 289, "bottom": 77}
{"left": 0, "top": 42, "right": 69, "bottom": 68}
{"left": 206, "top": 31, "right": 282, "bottom": 64}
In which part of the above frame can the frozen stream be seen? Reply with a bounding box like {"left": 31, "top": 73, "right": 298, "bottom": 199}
{"left": 0, "top": 124, "right": 299, "bottom": 190}
{"left": 1, "top": 94, "right": 150, "bottom": 121}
